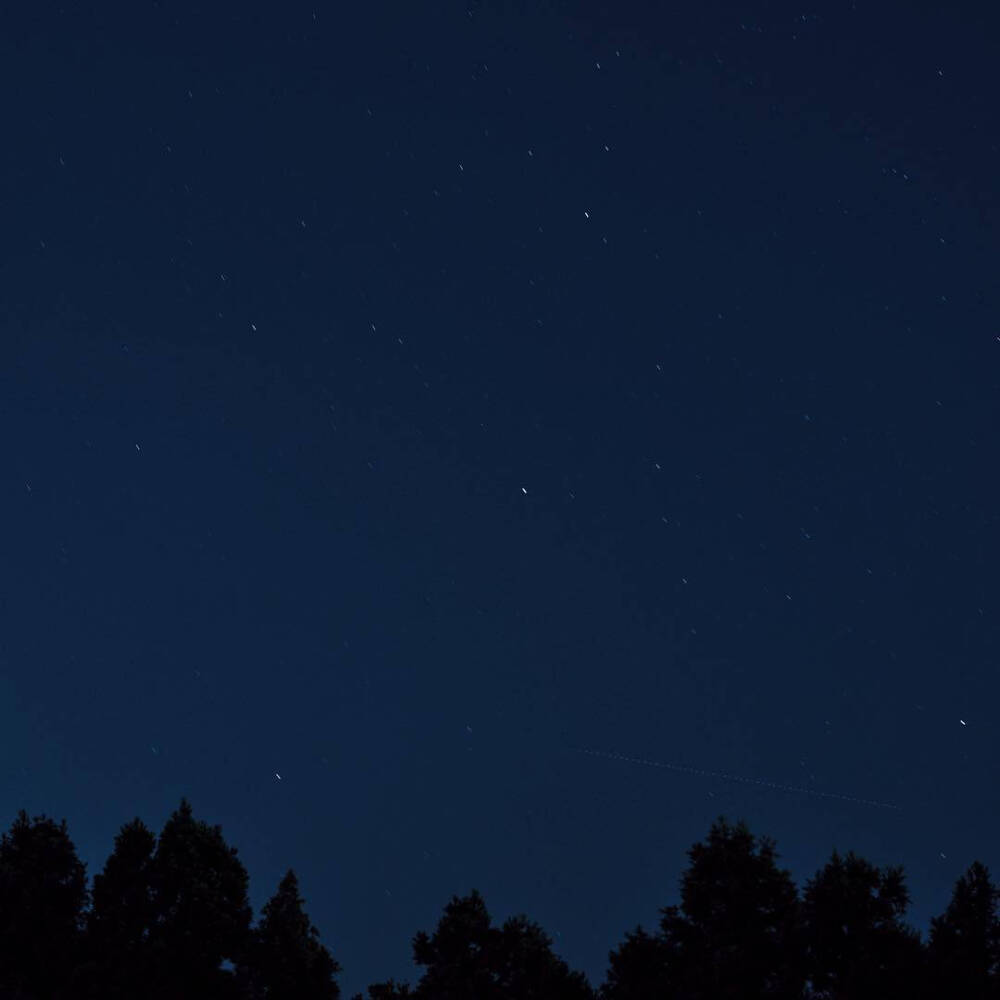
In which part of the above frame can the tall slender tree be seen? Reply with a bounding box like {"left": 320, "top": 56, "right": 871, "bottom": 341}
{"left": 236, "top": 868, "right": 341, "bottom": 999}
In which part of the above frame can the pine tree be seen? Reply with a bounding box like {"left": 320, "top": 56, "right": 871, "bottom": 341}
{"left": 0, "top": 808, "right": 88, "bottom": 1000}
{"left": 72, "top": 817, "right": 158, "bottom": 999}
{"left": 926, "top": 860, "right": 1000, "bottom": 999}
{"left": 144, "top": 798, "right": 254, "bottom": 1000}
{"left": 236, "top": 868, "right": 341, "bottom": 999}
{"left": 411, "top": 889, "right": 498, "bottom": 1000}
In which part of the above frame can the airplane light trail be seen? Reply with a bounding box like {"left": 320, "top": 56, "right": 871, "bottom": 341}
{"left": 575, "top": 747, "right": 899, "bottom": 810}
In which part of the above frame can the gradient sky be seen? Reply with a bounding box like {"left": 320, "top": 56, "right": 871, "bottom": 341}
{"left": 2, "top": 2, "right": 998, "bottom": 996}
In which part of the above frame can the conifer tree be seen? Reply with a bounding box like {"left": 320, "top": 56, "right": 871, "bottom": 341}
{"left": 73, "top": 817, "right": 157, "bottom": 999}
{"left": 0, "top": 809, "right": 88, "bottom": 1000}
{"left": 236, "top": 868, "right": 341, "bottom": 999}
{"left": 145, "top": 798, "right": 253, "bottom": 1000}
{"left": 925, "top": 860, "right": 1000, "bottom": 999}
{"left": 411, "top": 889, "right": 498, "bottom": 999}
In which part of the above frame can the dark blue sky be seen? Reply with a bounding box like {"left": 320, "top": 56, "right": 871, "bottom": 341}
{"left": 2, "top": 2, "right": 998, "bottom": 995}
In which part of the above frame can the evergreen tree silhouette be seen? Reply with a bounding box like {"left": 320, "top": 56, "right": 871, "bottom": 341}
{"left": 234, "top": 868, "right": 341, "bottom": 999}
{"left": 410, "top": 889, "right": 498, "bottom": 999}
{"left": 801, "top": 849, "right": 924, "bottom": 999}
{"left": 598, "top": 816, "right": 809, "bottom": 999}
{"left": 144, "top": 798, "right": 253, "bottom": 1000}
{"left": 491, "top": 912, "right": 593, "bottom": 999}
{"left": 0, "top": 809, "right": 88, "bottom": 1000}
{"left": 655, "top": 816, "right": 806, "bottom": 999}
{"left": 925, "top": 860, "right": 1000, "bottom": 999}
{"left": 71, "top": 817, "right": 158, "bottom": 999}
{"left": 15, "top": 796, "right": 1000, "bottom": 1000}
{"left": 0, "top": 809, "right": 87, "bottom": 1000}
{"left": 599, "top": 925, "right": 674, "bottom": 1000}
{"left": 408, "top": 888, "right": 594, "bottom": 999}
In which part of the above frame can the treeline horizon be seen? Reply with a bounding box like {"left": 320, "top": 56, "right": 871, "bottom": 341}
{"left": 1, "top": 799, "right": 998, "bottom": 999}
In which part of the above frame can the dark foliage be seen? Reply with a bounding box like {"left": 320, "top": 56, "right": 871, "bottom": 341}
{"left": 925, "top": 861, "right": 1000, "bottom": 1000}
{"left": 0, "top": 810, "right": 88, "bottom": 1000}
{"left": 0, "top": 801, "right": 340, "bottom": 1000}
{"left": 801, "top": 849, "right": 925, "bottom": 999}
{"left": 72, "top": 817, "right": 157, "bottom": 999}
{"left": 600, "top": 925, "right": 672, "bottom": 1000}
{"left": 661, "top": 817, "right": 806, "bottom": 998}
{"left": 408, "top": 888, "right": 593, "bottom": 1000}
{"left": 350, "top": 981, "right": 413, "bottom": 1000}
{"left": 234, "top": 869, "right": 341, "bottom": 1000}
{"left": 1, "top": 802, "right": 999, "bottom": 999}
{"left": 601, "top": 817, "right": 805, "bottom": 1000}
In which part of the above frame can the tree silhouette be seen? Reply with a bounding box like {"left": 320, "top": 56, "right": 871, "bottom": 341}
{"left": 801, "top": 849, "right": 924, "bottom": 999}
{"left": 490, "top": 912, "right": 593, "bottom": 1000}
{"left": 143, "top": 798, "right": 254, "bottom": 1000}
{"left": 72, "top": 817, "right": 157, "bottom": 999}
{"left": 234, "top": 868, "right": 341, "bottom": 1000}
{"left": 0, "top": 809, "right": 88, "bottom": 1000}
{"left": 7, "top": 797, "right": 1000, "bottom": 999}
{"left": 409, "top": 889, "right": 498, "bottom": 999}
{"left": 656, "top": 816, "right": 806, "bottom": 999}
{"left": 925, "top": 860, "right": 1000, "bottom": 999}
{"left": 408, "top": 888, "right": 593, "bottom": 1000}
{"left": 600, "top": 925, "right": 674, "bottom": 1000}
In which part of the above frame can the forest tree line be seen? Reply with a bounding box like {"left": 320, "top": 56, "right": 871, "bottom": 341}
{"left": 0, "top": 799, "right": 998, "bottom": 999}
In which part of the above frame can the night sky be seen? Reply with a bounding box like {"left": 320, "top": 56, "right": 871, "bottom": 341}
{"left": 2, "top": 1, "right": 998, "bottom": 995}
